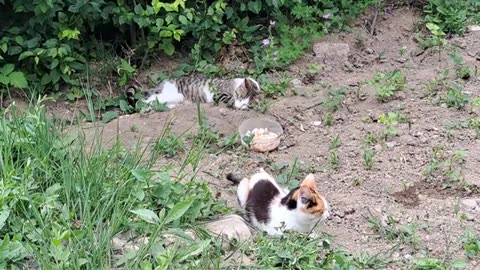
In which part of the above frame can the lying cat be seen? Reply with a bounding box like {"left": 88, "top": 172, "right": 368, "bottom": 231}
{"left": 227, "top": 168, "right": 330, "bottom": 236}
{"left": 126, "top": 76, "right": 261, "bottom": 110}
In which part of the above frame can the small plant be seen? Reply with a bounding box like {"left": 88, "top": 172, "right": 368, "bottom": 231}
{"left": 445, "top": 83, "right": 471, "bottom": 109}
{"left": 363, "top": 147, "right": 375, "bottom": 171}
{"left": 368, "top": 214, "right": 420, "bottom": 249}
{"left": 154, "top": 130, "right": 185, "bottom": 158}
{"left": 424, "top": 146, "right": 467, "bottom": 185}
{"left": 378, "top": 112, "right": 408, "bottom": 140}
{"left": 412, "top": 258, "right": 467, "bottom": 270}
{"left": 322, "top": 87, "right": 346, "bottom": 113}
{"left": 426, "top": 22, "right": 447, "bottom": 61}
{"left": 328, "top": 135, "right": 342, "bottom": 170}
{"left": 463, "top": 228, "right": 480, "bottom": 258}
{"left": 370, "top": 69, "right": 407, "bottom": 102}
{"left": 425, "top": 69, "right": 450, "bottom": 98}
{"left": 254, "top": 100, "right": 271, "bottom": 113}
{"left": 450, "top": 50, "right": 475, "bottom": 80}
{"left": 259, "top": 75, "right": 291, "bottom": 98}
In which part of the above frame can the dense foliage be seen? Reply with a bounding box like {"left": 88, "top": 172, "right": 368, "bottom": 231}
{"left": 0, "top": 0, "right": 376, "bottom": 94}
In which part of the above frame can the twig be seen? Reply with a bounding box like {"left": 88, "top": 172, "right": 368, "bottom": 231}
{"left": 370, "top": 2, "right": 381, "bottom": 36}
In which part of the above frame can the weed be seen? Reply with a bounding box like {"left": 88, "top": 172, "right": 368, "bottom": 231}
{"left": 445, "top": 83, "right": 471, "bottom": 109}
{"left": 424, "top": 0, "right": 480, "bottom": 34}
{"left": 324, "top": 112, "right": 334, "bottom": 127}
{"left": 370, "top": 69, "right": 407, "bottom": 102}
{"left": 368, "top": 214, "right": 420, "bottom": 249}
{"left": 378, "top": 112, "right": 408, "bottom": 140}
{"left": 450, "top": 50, "right": 475, "bottom": 80}
{"left": 253, "top": 99, "right": 271, "bottom": 113}
{"left": 258, "top": 75, "right": 291, "bottom": 98}
{"left": 425, "top": 69, "right": 450, "bottom": 98}
{"left": 412, "top": 257, "right": 467, "bottom": 270}
{"left": 462, "top": 228, "right": 480, "bottom": 258}
{"left": 328, "top": 135, "right": 342, "bottom": 170}
{"left": 154, "top": 130, "right": 185, "bottom": 158}
{"left": 322, "top": 87, "right": 346, "bottom": 113}
{"left": 424, "top": 146, "right": 467, "bottom": 185}
{"left": 426, "top": 22, "right": 447, "bottom": 61}
{"left": 363, "top": 147, "right": 375, "bottom": 171}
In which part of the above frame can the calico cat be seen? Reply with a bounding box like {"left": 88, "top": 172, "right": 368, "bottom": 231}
{"left": 226, "top": 168, "right": 330, "bottom": 236}
{"left": 126, "top": 76, "right": 261, "bottom": 110}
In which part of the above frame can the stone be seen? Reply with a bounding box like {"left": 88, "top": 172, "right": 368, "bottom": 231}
{"left": 461, "top": 198, "right": 479, "bottom": 210}
{"left": 312, "top": 121, "right": 322, "bottom": 126}
{"left": 112, "top": 232, "right": 149, "bottom": 253}
{"left": 219, "top": 108, "right": 228, "bottom": 116}
{"left": 365, "top": 48, "right": 374, "bottom": 54}
{"left": 205, "top": 214, "right": 252, "bottom": 242}
{"left": 468, "top": 25, "right": 480, "bottom": 32}
{"left": 396, "top": 57, "right": 408, "bottom": 63}
{"left": 289, "top": 78, "right": 303, "bottom": 88}
{"left": 386, "top": 141, "right": 397, "bottom": 148}
{"left": 313, "top": 42, "right": 350, "bottom": 64}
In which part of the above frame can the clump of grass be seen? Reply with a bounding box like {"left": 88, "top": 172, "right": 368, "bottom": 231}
{"left": 362, "top": 132, "right": 377, "bottom": 171}
{"left": 370, "top": 69, "right": 407, "bottom": 102}
{"left": 424, "top": 146, "right": 467, "bottom": 186}
{"left": 367, "top": 214, "right": 420, "bottom": 249}
{"left": 0, "top": 98, "right": 231, "bottom": 268}
{"left": 321, "top": 87, "right": 346, "bottom": 127}
{"left": 450, "top": 49, "right": 476, "bottom": 80}
{"left": 328, "top": 135, "right": 342, "bottom": 170}
{"left": 445, "top": 83, "right": 471, "bottom": 109}
{"left": 463, "top": 228, "right": 480, "bottom": 258}
{"left": 154, "top": 129, "right": 185, "bottom": 158}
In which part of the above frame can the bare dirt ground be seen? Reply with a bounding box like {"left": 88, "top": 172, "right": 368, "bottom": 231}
{"left": 62, "top": 7, "right": 480, "bottom": 268}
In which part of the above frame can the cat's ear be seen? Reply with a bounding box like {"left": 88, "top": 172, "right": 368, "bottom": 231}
{"left": 300, "top": 174, "right": 317, "bottom": 190}
{"left": 245, "top": 78, "right": 260, "bottom": 93}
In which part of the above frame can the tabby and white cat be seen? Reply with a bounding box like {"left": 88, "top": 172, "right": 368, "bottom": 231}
{"left": 227, "top": 168, "right": 330, "bottom": 236}
{"left": 126, "top": 76, "right": 261, "bottom": 110}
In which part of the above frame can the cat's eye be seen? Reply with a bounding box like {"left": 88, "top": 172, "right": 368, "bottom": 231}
{"left": 301, "top": 197, "right": 311, "bottom": 204}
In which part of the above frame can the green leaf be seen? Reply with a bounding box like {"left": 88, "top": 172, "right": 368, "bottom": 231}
{"left": 0, "top": 64, "right": 15, "bottom": 76}
{"left": 0, "top": 74, "right": 8, "bottom": 85}
{"left": 451, "top": 259, "right": 467, "bottom": 269}
{"left": 162, "top": 41, "right": 175, "bottom": 56}
{"left": 8, "top": 71, "right": 28, "bottom": 88}
{"left": 40, "top": 74, "right": 51, "bottom": 85}
{"left": 18, "top": 51, "right": 34, "bottom": 61}
{"left": 178, "top": 15, "right": 188, "bottom": 25}
{"left": 119, "top": 99, "right": 130, "bottom": 112}
{"left": 163, "top": 197, "right": 194, "bottom": 225}
{"left": 0, "top": 210, "right": 10, "bottom": 231}
{"left": 130, "top": 209, "right": 160, "bottom": 224}
{"left": 102, "top": 111, "right": 118, "bottom": 123}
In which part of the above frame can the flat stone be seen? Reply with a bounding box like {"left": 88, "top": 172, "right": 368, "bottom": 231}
{"left": 468, "top": 25, "right": 480, "bottom": 32}
{"left": 112, "top": 232, "right": 149, "bottom": 253}
{"left": 313, "top": 42, "right": 350, "bottom": 64}
{"left": 386, "top": 141, "right": 397, "bottom": 148}
{"left": 205, "top": 214, "right": 252, "bottom": 242}
{"left": 461, "top": 198, "right": 479, "bottom": 210}
{"left": 289, "top": 78, "right": 303, "bottom": 88}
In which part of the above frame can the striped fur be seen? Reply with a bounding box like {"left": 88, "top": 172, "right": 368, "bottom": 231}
{"left": 126, "top": 75, "right": 261, "bottom": 110}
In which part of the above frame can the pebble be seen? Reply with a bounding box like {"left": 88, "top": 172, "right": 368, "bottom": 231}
{"left": 312, "top": 121, "right": 322, "bottom": 126}
{"left": 386, "top": 141, "right": 397, "bottom": 148}
{"left": 290, "top": 78, "right": 303, "bottom": 88}
{"left": 365, "top": 48, "right": 374, "bottom": 54}
{"left": 396, "top": 57, "right": 408, "bottom": 63}
{"left": 461, "top": 198, "right": 479, "bottom": 210}
{"left": 205, "top": 214, "right": 252, "bottom": 242}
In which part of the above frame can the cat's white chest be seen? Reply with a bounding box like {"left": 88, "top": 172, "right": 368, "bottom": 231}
{"left": 146, "top": 81, "right": 184, "bottom": 108}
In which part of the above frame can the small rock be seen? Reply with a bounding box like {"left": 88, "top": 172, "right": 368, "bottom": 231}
{"left": 205, "top": 214, "right": 252, "bottom": 242}
{"left": 396, "top": 91, "right": 406, "bottom": 100}
{"left": 386, "top": 141, "right": 397, "bottom": 148}
{"left": 344, "top": 208, "right": 355, "bottom": 215}
{"left": 404, "top": 254, "right": 413, "bottom": 260}
{"left": 312, "top": 121, "right": 322, "bottom": 126}
{"left": 379, "top": 58, "right": 388, "bottom": 63}
{"left": 343, "top": 61, "right": 354, "bottom": 72}
{"left": 290, "top": 78, "right": 303, "bottom": 88}
{"left": 374, "top": 144, "right": 382, "bottom": 152}
{"left": 396, "top": 57, "right": 408, "bottom": 63}
{"left": 348, "top": 151, "right": 358, "bottom": 158}
{"left": 365, "top": 48, "right": 374, "bottom": 54}
{"left": 468, "top": 25, "right": 480, "bottom": 32}
{"left": 420, "top": 137, "right": 428, "bottom": 144}
{"left": 461, "top": 198, "right": 478, "bottom": 210}
{"left": 464, "top": 213, "right": 476, "bottom": 222}
{"left": 406, "top": 136, "right": 418, "bottom": 146}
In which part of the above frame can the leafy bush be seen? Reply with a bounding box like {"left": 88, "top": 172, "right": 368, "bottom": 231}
{"left": 370, "top": 69, "right": 407, "bottom": 102}
{"left": 424, "top": 0, "right": 480, "bottom": 34}
{"left": 0, "top": 0, "right": 377, "bottom": 94}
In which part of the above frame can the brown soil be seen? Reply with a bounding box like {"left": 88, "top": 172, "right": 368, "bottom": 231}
{"left": 54, "top": 6, "right": 480, "bottom": 269}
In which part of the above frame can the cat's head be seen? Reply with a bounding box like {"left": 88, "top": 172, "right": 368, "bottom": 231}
{"left": 282, "top": 174, "right": 330, "bottom": 221}
{"left": 232, "top": 78, "right": 261, "bottom": 110}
